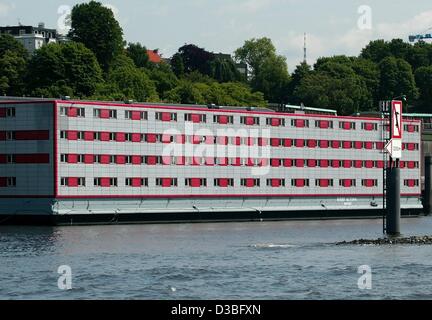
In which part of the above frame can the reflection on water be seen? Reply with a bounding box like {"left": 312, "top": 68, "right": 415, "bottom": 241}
{"left": 1, "top": 217, "right": 432, "bottom": 299}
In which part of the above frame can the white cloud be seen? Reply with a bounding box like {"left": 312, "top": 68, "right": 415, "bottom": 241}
{"left": 0, "top": 2, "right": 14, "bottom": 17}
{"left": 376, "top": 10, "right": 432, "bottom": 39}
{"left": 217, "top": 0, "right": 282, "bottom": 14}
{"left": 279, "top": 9, "right": 432, "bottom": 69}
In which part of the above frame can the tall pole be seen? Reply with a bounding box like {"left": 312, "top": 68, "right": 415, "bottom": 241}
{"left": 303, "top": 33, "right": 307, "bottom": 64}
{"left": 386, "top": 100, "right": 402, "bottom": 236}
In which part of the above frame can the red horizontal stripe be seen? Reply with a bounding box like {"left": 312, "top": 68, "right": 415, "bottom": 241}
{"left": 15, "top": 130, "right": 49, "bottom": 140}
{"left": 54, "top": 193, "right": 422, "bottom": 199}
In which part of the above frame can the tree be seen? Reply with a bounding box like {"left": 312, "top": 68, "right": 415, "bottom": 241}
{"left": 294, "top": 61, "right": 371, "bottom": 115}
{"left": 170, "top": 53, "right": 185, "bottom": 77}
{"left": 378, "top": 56, "right": 418, "bottom": 102}
{"left": 164, "top": 80, "right": 204, "bottom": 104}
{"left": 176, "top": 44, "right": 214, "bottom": 75}
{"left": 235, "top": 37, "right": 277, "bottom": 78}
{"left": 406, "top": 41, "right": 431, "bottom": 71}
{"left": 360, "top": 39, "right": 391, "bottom": 63}
{"left": 104, "top": 54, "right": 159, "bottom": 102}
{"left": 148, "top": 62, "right": 179, "bottom": 98}
{"left": 0, "top": 34, "right": 28, "bottom": 59}
{"left": 26, "top": 42, "right": 103, "bottom": 97}
{"left": 414, "top": 66, "right": 432, "bottom": 112}
{"left": 252, "top": 55, "right": 290, "bottom": 103}
{"left": 288, "top": 62, "right": 312, "bottom": 105}
{"left": 0, "top": 35, "right": 28, "bottom": 96}
{"left": 68, "top": 0, "right": 124, "bottom": 71}
{"left": 164, "top": 80, "right": 266, "bottom": 107}
{"left": 235, "top": 37, "right": 290, "bottom": 102}
{"left": 126, "top": 42, "right": 149, "bottom": 69}
{"left": 209, "top": 57, "right": 242, "bottom": 83}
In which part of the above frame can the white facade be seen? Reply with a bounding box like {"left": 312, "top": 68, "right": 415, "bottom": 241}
{"left": 0, "top": 99, "right": 424, "bottom": 225}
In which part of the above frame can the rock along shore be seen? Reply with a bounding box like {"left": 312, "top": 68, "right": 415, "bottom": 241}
{"left": 336, "top": 236, "right": 432, "bottom": 245}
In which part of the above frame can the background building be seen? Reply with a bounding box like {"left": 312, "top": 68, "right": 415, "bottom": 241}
{"left": 0, "top": 23, "right": 58, "bottom": 54}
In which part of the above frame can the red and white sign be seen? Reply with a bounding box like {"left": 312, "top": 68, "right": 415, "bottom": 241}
{"left": 391, "top": 100, "right": 403, "bottom": 139}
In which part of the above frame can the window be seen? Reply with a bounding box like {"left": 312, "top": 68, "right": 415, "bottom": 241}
{"left": 94, "top": 108, "right": 117, "bottom": 119}
{"left": 319, "top": 159, "right": 329, "bottom": 168}
{"left": 185, "top": 113, "right": 206, "bottom": 123}
{"left": 214, "top": 115, "right": 234, "bottom": 124}
{"left": 7, "top": 155, "right": 15, "bottom": 164}
{"left": 404, "top": 180, "right": 419, "bottom": 187}
{"left": 240, "top": 178, "right": 261, "bottom": 187}
{"left": 266, "top": 118, "right": 285, "bottom": 127}
{"left": 126, "top": 178, "right": 148, "bottom": 187}
{"left": 331, "top": 141, "right": 340, "bottom": 149}
{"left": 60, "top": 107, "right": 67, "bottom": 116}
{"left": 319, "top": 140, "right": 329, "bottom": 148}
{"left": 294, "top": 159, "right": 305, "bottom": 167}
{"left": 6, "top": 108, "right": 16, "bottom": 117}
{"left": 291, "top": 179, "right": 310, "bottom": 187}
{"left": 315, "top": 179, "right": 334, "bottom": 187}
{"left": 60, "top": 131, "right": 67, "bottom": 139}
{"left": 339, "top": 121, "right": 356, "bottom": 130}
{"left": 1, "top": 177, "right": 17, "bottom": 187}
{"left": 339, "top": 179, "right": 356, "bottom": 187}
{"left": 125, "top": 110, "right": 147, "bottom": 120}
{"left": 95, "top": 155, "right": 115, "bottom": 164}
{"left": 240, "top": 116, "right": 260, "bottom": 126}
{"left": 404, "top": 124, "right": 419, "bottom": 133}
{"left": 291, "top": 119, "right": 309, "bottom": 128}
{"left": 214, "top": 178, "right": 234, "bottom": 187}
{"left": 156, "top": 178, "right": 178, "bottom": 187}
{"left": 342, "top": 141, "right": 352, "bottom": 149}
{"left": 145, "top": 155, "right": 163, "bottom": 165}
{"left": 6, "top": 131, "right": 15, "bottom": 140}
{"left": 94, "top": 178, "right": 118, "bottom": 187}
{"left": 315, "top": 120, "right": 333, "bottom": 129}
{"left": 156, "top": 112, "right": 177, "bottom": 122}
{"left": 295, "top": 139, "right": 305, "bottom": 148}
{"left": 361, "top": 122, "right": 378, "bottom": 131}
{"left": 362, "top": 179, "right": 378, "bottom": 187}
{"left": 266, "top": 179, "right": 285, "bottom": 187}
{"left": 60, "top": 177, "right": 86, "bottom": 187}
{"left": 77, "top": 108, "right": 85, "bottom": 117}
{"left": 185, "top": 178, "right": 207, "bottom": 187}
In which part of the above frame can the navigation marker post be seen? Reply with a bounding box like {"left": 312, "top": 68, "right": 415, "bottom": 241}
{"left": 383, "top": 100, "right": 403, "bottom": 236}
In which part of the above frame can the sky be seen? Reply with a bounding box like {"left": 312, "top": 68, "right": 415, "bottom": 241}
{"left": 1, "top": 0, "right": 432, "bottom": 72}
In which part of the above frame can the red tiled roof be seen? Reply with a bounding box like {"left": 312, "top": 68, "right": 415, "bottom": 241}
{"left": 147, "top": 50, "right": 162, "bottom": 63}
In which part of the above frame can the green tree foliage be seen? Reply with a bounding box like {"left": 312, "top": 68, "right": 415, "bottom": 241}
{"left": 209, "top": 57, "right": 242, "bottom": 83}
{"left": 68, "top": 0, "right": 124, "bottom": 71}
{"left": 235, "top": 37, "right": 277, "bottom": 77}
{"left": 171, "top": 44, "right": 241, "bottom": 83}
{"left": 165, "top": 80, "right": 266, "bottom": 107}
{"left": 0, "top": 34, "right": 28, "bottom": 58}
{"left": 0, "top": 34, "right": 28, "bottom": 95}
{"left": 147, "top": 62, "right": 179, "bottom": 98}
{"left": 92, "top": 54, "right": 158, "bottom": 102}
{"left": 378, "top": 56, "right": 418, "bottom": 102}
{"left": 126, "top": 42, "right": 150, "bottom": 69}
{"left": 176, "top": 44, "right": 214, "bottom": 75}
{"left": 26, "top": 42, "right": 103, "bottom": 98}
{"left": 287, "top": 62, "right": 312, "bottom": 105}
{"left": 235, "top": 37, "right": 290, "bottom": 102}
{"left": 294, "top": 58, "right": 371, "bottom": 115}
{"left": 414, "top": 66, "right": 432, "bottom": 112}
{"left": 252, "top": 55, "right": 290, "bottom": 103}
{"left": 171, "top": 53, "right": 185, "bottom": 77}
